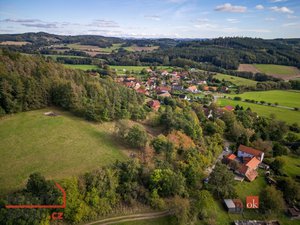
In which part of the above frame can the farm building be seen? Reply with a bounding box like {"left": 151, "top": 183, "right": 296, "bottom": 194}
{"left": 224, "top": 145, "right": 264, "bottom": 182}
{"left": 237, "top": 145, "right": 264, "bottom": 162}
{"left": 223, "top": 199, "right": 243, "bottom": 214}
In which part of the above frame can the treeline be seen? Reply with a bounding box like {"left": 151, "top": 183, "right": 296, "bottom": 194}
{"left": 97, "top": 37, "right": 300, "bottom": 70}
{"left": 0, "top": 49, "right": 146, "bottom": 121}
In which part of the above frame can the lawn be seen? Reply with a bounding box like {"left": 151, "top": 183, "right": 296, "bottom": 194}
{"left": 0, "top": 108, "right": 127, "bottom": 194}
{"left": 253, "top": 64, "right": 299, "bottom": 76}
{"left": 280, "top": 155, "right": 300, "bottom": 178}
{"left": 214, "top": 73, "right": 257, "bottom": 87}
{"left": 225, "top": 90, "right": 300, "bottom": 108}
{"left": 218, "top": 98, "right": 300, "bottom": 124}
{"left": 63, "top": 64, "right": 99, "bottom": 70}
{"left": 109, "top": 65, "right": 173, "bottom": 75}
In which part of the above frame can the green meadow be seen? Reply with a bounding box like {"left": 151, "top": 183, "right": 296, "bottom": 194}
{"left": 214, "top": 73, "right": 258, "bottom": 87}
{"left": 218, "top": 98, "right": 300, "bottom": 124}
{"left": 253, "top": 64, "right": 299, "bottom": 76}
{"left": 0, "top": 108, "right": 126, "bottom": 194}
{"left": 225, "top": 90, "right": 300, "bottom": 108}
{"left": 63, "top": 64, "right": 99, "bottom": 70}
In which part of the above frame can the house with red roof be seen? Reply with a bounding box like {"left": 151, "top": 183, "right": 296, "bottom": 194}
{"left": 237, "top": 144, "right": 264, "bottom": 162}
{"left": 224, "top": 145, "right": 264, "bottom": 182}
{"left": 223, "top": 105, "right": 234, "bottom": 111}
{"left": 186, "top": 85, "right": 198, "bottom": 93}
{"left": 147, "top": 100, "right": 160, "bottom": 111}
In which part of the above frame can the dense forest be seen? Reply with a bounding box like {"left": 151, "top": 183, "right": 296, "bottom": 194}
{"left": 0, "top": 49, "right": 299, "bottom": 225}
{"left": 0, "top": 49, "right": 146, "bottom": 121}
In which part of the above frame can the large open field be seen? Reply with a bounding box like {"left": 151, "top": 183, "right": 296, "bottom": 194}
{"left": 214, "top": 73, "right": 257, "bottom": 87}
{"left": 0, "top": 108, "right": 127, "bottom": 194}
{"left": 225, "top": 90, "right": 300, "bottom": 108}
{"left": 63, "top": 64, "right": 99, "bottom": 70}
{"left": 238, "top": 64, "right": 300, "bottom": 80}
{"left": 218, "top": 98, "right": 300, "bottom": 124}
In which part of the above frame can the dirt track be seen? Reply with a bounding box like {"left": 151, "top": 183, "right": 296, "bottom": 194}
{"left": 84, "top": 210, "right": 171, "bottom": 225}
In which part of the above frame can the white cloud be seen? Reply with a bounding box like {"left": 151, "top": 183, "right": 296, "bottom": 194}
{"left": 256, "top": 5, "right": 264, "bottom": 10}
{"left": 144, "top": 15, "right": 161, "bottom": 21}
{"left": 270, "top": 6, "right": 294, "bottom": 14}
{"left": 215, "top": 3, "right": 247, "bottom": 13}
{"left": 226, "top": 18, "right": 239, "bottom": 23}
{"left": 269, "top": 0, "right": 288, "bottom": 3}
{"left": 194, "top": 18, "right": 217, "bottom": 29}
{"left": 88, "top": 19, "right": 119, "bottom": 28}
{"left": 282, "top": 22, "right": 299, "bottom": 27}
{"left": 265, "top": 17, "right": 276, "bottom": 21}
{"left": 287, "top": 15, "right": 298, "bottom": 19}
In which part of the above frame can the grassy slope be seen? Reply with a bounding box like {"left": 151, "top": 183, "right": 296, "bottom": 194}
{"left": 253, "top": 64, "right": 299, "bottom": 75}
{"left": 218, "top": 98, "right": 300, "bottom": 124}
{"left": 63, "top": 64, "right": 99, "bottom": 70}
{"left": 225, "top": 90, "right": 300, "bottom": 108}
{"left": 215, "top": 73, "right": 257, "bottom": 87}
{"left": 0, "top": 108, "right": 126, "bottom": 194}
{"left": 281, "top": 155, "right": 300, "bottom": 178}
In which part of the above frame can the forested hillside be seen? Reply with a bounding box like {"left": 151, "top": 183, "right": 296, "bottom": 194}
{"left": 1, "top": 33, "right": 300, "bottom": 71}
{"left": 0, "top": 49, "right": 146, "bottom": 121}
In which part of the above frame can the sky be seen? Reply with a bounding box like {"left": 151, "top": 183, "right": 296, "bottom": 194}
{"left": 0, "top": 0, "right": 300, "bottom": 38}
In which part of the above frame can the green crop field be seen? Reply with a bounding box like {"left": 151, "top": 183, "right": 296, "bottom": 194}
{"left": 0, "top": 108, "right": 126, "bottom": 194}
{"left": 63, "top": 64, "right": 99, "bottom": 70}
{"left": 225, "top": 90, "right": 300, "bottom": 108}
{"left": 253, "top": 64, "right": 299, "bottom": 76}
{"left": 218, "top": 98, "right": 300, "bottom": 124}
{"left": 110, "top": 65, "right": 173, "bottom": 75}
{"left": 214, "top": 73, "right": 257, "bottom": 87}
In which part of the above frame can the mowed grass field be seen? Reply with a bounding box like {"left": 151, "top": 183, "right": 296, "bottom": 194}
{"left": 214, "top": 73, "right": 257, "bottom": 87}
{"left": 218, "top": 98, "right": 300, "bottom": 124}
{"left": 239, "top": 64, "right": 300, "bottom": 80}
{"left": 225, "top": 90, "right": 300, "bottom": 108}
{"left": 0, "top": 108, "right": 127, "bottom": 194}
{"left": 253, "top": 64, "right": 299, "bottom": 76}
{"left": 63, "top": 64, "right": 99, "bottom": 70}
{"left": 110, "top": 65, "right": 173, "bottom": 75}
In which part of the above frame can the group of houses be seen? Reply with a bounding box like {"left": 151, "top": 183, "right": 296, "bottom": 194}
{"left": 115, "top": 68, "right": 227, "bottom": 100}
{"left": 223, "top": 144, "right": 265, "bottom": 182}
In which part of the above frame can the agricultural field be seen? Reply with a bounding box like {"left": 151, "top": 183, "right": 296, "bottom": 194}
{"left": 63, "top": 64, "right": 99, "bottom": 70}
{"left": 124, "top": 45, "right": 159, "bottom": 52}
{"left": 110, "top": 65, "right": 173, "bottom": 75}
{"left": 225, "top": 90, "right": 300, "bottom": 109}
{"left": 218, "top": 98, "right": 300, "bottom": 124}
{"left": 0, "top": 41, "right": 31, "bottom": 46}
{"left": 214, "top": 73, "right": 257, "bottom": 87}
{"left": 238, "top": 64, "right": 300, "bottom": 80}
{"left": 0, "top": 108, "right": 127, "bottom": 194}
{"left": 42, "top": 54, "right": 87, "bottom": 59}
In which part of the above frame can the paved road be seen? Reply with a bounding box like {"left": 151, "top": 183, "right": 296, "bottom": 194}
{"left": 84, "top": 210, "right": 171, "bottom": 225}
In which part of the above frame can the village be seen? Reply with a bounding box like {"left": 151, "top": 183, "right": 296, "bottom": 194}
{"left": 114, "top": 67, "right": 231, "bottom": 112}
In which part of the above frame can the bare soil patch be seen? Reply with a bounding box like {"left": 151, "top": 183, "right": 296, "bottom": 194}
{"left": 238, "top": 64, "right": 260, "bottom": 73}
